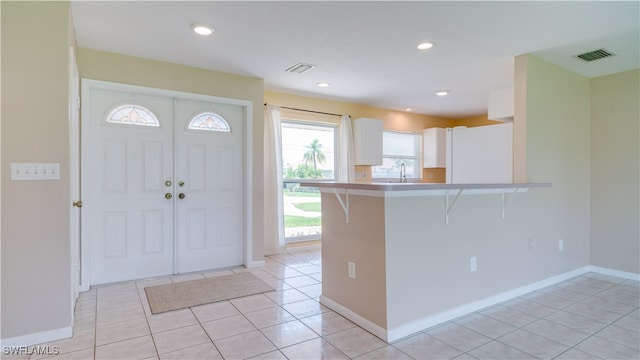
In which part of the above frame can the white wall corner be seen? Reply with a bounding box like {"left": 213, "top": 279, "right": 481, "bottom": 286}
{"left": 320, "top": 295, "right": 389, "bottom": 341}
{"left": 245, "top": 259, "right": 266, "bottom": 268}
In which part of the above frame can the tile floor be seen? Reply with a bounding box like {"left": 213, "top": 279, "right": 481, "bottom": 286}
{"left": 13, "top": 248, "right": 640, "bottom": 359}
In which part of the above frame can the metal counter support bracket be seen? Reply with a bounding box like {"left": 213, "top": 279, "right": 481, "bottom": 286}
{"left": 445, "top": 189, "right": 464, "bottom": 224}
{"left": 501, "top": 188, "right": 520, "bottom": 219}
{"left": 334, "top": 189, "right": 350, "bottom": 223}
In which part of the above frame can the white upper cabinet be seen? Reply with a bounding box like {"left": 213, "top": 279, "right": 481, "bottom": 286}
{"left": 488, "top": 87, "right": 514, "bottom": 122}
{"left": 352, "top": 118, "right": 383, "bottom": 165}
{"left": 423, "top": 127, "right": 446, "bottom": 168}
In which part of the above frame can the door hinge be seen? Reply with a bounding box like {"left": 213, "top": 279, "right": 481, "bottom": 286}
{"left": 75, "top": 97, "right": 81, "bottom": 110}
{"left": 75, "top": 260, "right": 80, "bottom": 271}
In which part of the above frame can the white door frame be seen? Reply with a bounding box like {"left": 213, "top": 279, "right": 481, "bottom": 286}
{"left": 69, "top": 46, "right": 81, "bottom": 308}
{"left": 79, "top": 79, "right": 254, "bottom": 290}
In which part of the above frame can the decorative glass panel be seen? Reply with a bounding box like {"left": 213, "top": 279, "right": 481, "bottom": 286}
{"left": 106, "top": 105, "right": 159, "bottom": 127}
{"left": 188, "top": 112, "right": 231, "bottom": 132}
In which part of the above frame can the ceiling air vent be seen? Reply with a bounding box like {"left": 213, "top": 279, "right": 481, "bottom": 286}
{"left": 285, "top": 63, "right": 317, "bottom": 74}
{"left": 575, "top": 48, "right": 615, "bottom": 62}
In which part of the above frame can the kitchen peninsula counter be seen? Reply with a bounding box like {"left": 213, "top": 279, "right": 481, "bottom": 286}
{"left": 299, "top": 181, "right": 551, "bottom": 342}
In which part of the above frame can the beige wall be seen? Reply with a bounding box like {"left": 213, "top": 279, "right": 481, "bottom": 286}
{"left": 77, "top": 48, "right": 265, "bottom": 264}
{"left": 590, "top": 69, "right": 640, "bottom": 273}
{"left": 1, "top": 1, "right": 73, "bottom": 339}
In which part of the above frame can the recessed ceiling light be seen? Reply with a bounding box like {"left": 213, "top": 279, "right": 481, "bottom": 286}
{"left": 417, "top": 42, "right": 434, "bottom": 50}
{"left": 435, "top": 90, "right": 449, "bottom": 96}
{"left": 192, "top": 23, "right": 214, "bottom": 36}
{"left": 285, "top": 63, "right": 317, "bottom": 74}
{"left": 317, "top": 82, "right": 331, "bottom": 88}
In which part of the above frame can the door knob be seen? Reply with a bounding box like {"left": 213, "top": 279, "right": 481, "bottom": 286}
{"left": 165, "top": 193, "right": 173, "bottom": 199}
{"left": 72, "top": 200, "right": 83, "bottom": 208}
{"left": 178, "top": 193, "right": 185, "bottom": 199}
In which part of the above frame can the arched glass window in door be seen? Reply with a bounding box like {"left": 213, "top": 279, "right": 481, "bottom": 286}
{"left": 188, "top": 112, "right": 231, "bottom": 132}
{"left": 105, "top": 104, "right": 160, "bottom": 127}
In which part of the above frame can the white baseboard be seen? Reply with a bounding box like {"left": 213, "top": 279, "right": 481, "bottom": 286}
{"left": 320, "top": 295, "right": 389, "bottom": 341}
{"left": 246, "top": 259, "right": 266, "bottom": 268}
{"left": 320, "top": 267, "right": 591, "bottom": 343}
{"left": 0, "top": 326, "right": 72, "bottom": 348}
{"left": 589, "top": 266, "right": 640, "bottom": 281}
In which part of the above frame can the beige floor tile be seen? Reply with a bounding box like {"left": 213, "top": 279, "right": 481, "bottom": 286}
{"left": 559, "top": 282, "right": 607, "bottom": 296}
{"left": 96, "top": 317, "right": 150, "bottom": 346}
{"left": 300, "top": 311, "right": 357, "bottom": 336}
{"left": 74, "top": 299, "right": 97, "bottom": 315}
{"left": 159, "top": 342, "right": 223, "bottom": 360}
{"left": 522, "top": 291, "right": 575, "bottom": 309}
{"left": 191, "top": 300, "right": 240, "bottom": 323}
{"left": 31, "top": 328, "right": 95, "bottom": 358}
{"left": 96, "top": 283, "right": 138, "bottom": 299}
{"left": 244, "top": 306, "right": 296, "bottom": 328}
{"left": 554, "top": 347, "right": 603, "bottom": 359}
{"left": 284, "top": 275, "right": 320, "bottom": 288}
{"left": 575, "top": 334, "right": 640, "bottom": 359}
{"left": 393, "top": 332, "right": 462, "bottom": 360}
{"left": 96, "top": 302, "right": 145, "bottom": 327}
{"left": 480, "top": 305, "right": 538, "bottom": 327}
{"left": 263, "top": 266, "right": 304, "bottom": 279}
{"left": 78, "top": 288, "right": 97, "bottom": 301}
{"left": 453, "top": 353, "right": 479, "bottom": 359}
{"left": 152, "top": 324, "right": 211, "bottom": 354}
{"left": 570, "top": 275, "right": 619, "bottom": 289}
{"left": 230, "top": 294, "right": 277, "bottom": 313}
{"left": 498, "top": 329, "right": 568, "bottom": 359}
{"left": 292, "top": 265, "right": 322, "bottom": 275}
{"left": 214, "top": 330, "right": 277, "bottom": 359}
{"left": 580, "top": 295, "right": 638, "bottom": 315}
{"left": 281, "top": 338, "right": 348, "bottom": 360}
{"left": 147, "top": 308, "right": 198, "bottom": 333}
{"left": 426, "top": 322, "right": 491, "bottom": 352}
{"left": 545, "top": 310, "right": 609, "bottom": 333}
{"left": 264, "top": 288, "right": 310, "bottom": 305}
{"left": 467, "top": 340, "right": 537, "bottom": 360}
{"left": 595, "top": 325, "right": 640, "bottom": 350}
{"left": 259, "top": 277, "right": 292, "bottom": 291}
{"left": 502, "top": 298, "right": 558, "bottom": 318}
{"left": 96, "top": 291, "right": 141, "bottom": 311}
{"left": 523, "top": 318, "right": 589, "bottom": 347}
{"left": 596, "top": 289, "right": 640, "bottom": 307}
{"left": 260, "top": 320, "right": 318, "bottom": 348}
{"left": 95, "top": 335, "right": 157, "bottom": 360}
{"left": 201, "top": 314, "right": 256, "bottom": 340}
{"left": 563, "top": 302, "right": 624, "bottom": 323}
{"left": 170, "top": 272, "right": 205, "bottom": 283}
{"left": 297, "top": 283, "right": 323, "bottom": 298}
{"left": 613, "top": 313, "right": 640, "bottom": 332}
{"left": 454, "top": 313, "right": 517, "bottom": 339}
{"left": 541, "top": 286, "right": 591, "bottom": 302}
{"left": 324, "top": 327, "right": 387, "bottom": 358}
{"left": 354, "top": 345, "right": 413, "bottom": 359}
{"left": 282, "top": 299, "right": 329, "bottom": 319}
{"left": 73, "top": 311, "right": 96, "bottom": 331}
{"left": 247, "top": 350, "right": 288, "bottom": 359}
{"left": 39, "top": 347, "right": 94, "bottom": 360}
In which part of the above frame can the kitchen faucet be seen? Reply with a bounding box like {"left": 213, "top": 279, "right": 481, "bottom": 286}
{"left": 400, "top": 162, "right": 407, "bottom": 183}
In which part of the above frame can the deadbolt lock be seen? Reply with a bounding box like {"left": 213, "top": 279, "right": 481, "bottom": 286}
{"left": 165, "top": 193, "right": 173, "bottom": 200}
{"left": 178, "top": 181, "right": 185, "bottom": 187}
{"left": 178, "top": 193, "right": 185, "bottom": 199}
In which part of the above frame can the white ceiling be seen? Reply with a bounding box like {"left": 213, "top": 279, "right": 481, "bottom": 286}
{"left": 70, "top": 1, "right": 639, "bottom": 119}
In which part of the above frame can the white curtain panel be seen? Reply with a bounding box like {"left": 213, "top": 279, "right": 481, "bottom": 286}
{"left": 339, "top": 115, "right": 355, "bottom": 182}
{"left": 263, "top": 105, "right": 285, "bottom": 255}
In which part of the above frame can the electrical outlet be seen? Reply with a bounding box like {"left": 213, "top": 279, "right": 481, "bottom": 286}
{"left": 470, "top": 256, "right": 477, "bottom": 272}
{"left": 559, "top": 239, "right": 564, "bottom": 251}
{"left": 528, "top": 237, "right": 535, "bottom": 250}
{"left": 348, "top": 261, "right": 356, "bottom": 279}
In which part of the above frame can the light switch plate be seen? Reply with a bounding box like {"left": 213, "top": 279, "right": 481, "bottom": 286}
{"left": 11, "top": 163, "right": 60, "bottom": 180}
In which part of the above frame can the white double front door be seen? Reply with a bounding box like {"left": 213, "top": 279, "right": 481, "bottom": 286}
{"left": 85, "top": 83, "right": 244, "bottom": 285}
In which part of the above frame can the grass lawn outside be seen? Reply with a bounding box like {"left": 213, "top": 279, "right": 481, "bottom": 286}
{"left": 294, "top": 202, "right": 321, "bottom": 212}
{"left": 285, "top": 215, "right": 321, "bottom": 227}
{"left": 283, "top": 190, "right": 320, "bottom": 198}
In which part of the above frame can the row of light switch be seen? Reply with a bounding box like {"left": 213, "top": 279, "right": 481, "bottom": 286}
{"left": 11, "top": 163, "right": 60, "bottom": 180}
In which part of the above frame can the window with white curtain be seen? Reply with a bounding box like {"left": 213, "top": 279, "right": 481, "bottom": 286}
{"left": 373, "top": 131, "right": 421, "bottom": 180}
{"left": 281, "top": 120, "right": 337, "bottom": 243}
